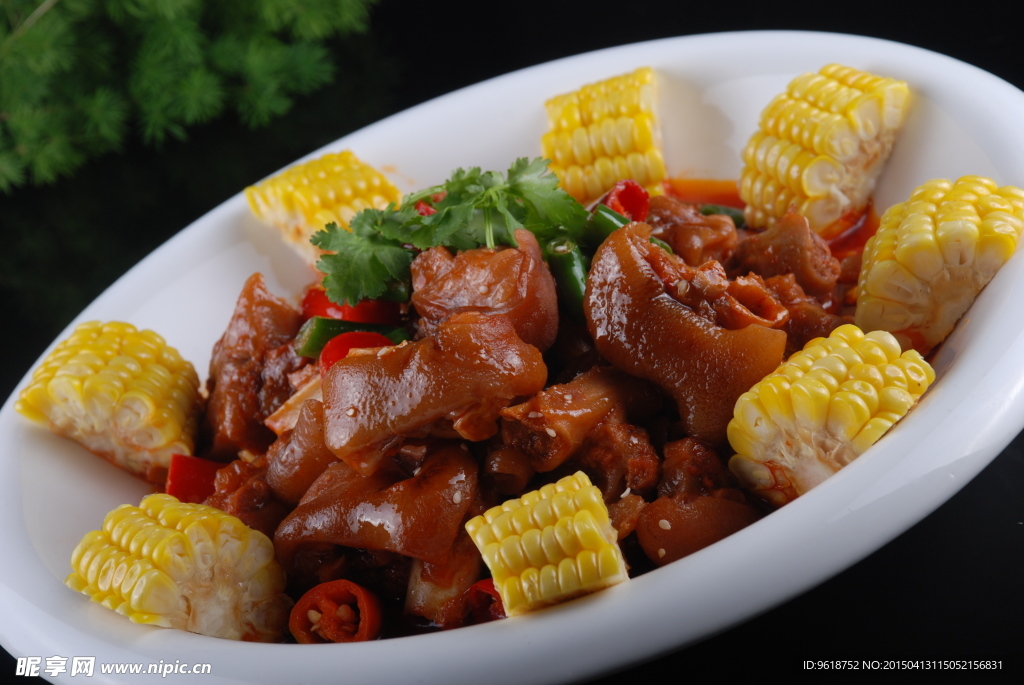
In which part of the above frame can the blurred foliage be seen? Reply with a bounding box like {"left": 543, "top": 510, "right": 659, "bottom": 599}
{"left": 0, "top": 0, "right": 377, "bottom": 192}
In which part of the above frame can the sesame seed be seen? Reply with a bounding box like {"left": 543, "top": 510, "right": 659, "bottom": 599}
{"left": 564, "top": 394, "right": 573, "bottom": 401}
{"left": 528, "top": 411, "right": 542, "bottom": 419}
{"left": 377, "top": 347, "right": 389, "bottom": 357}
{"left": 630, "top": 436, "right": 639, "bottom": 444}
{"left": 453, "top": 492, "right": 462, "bottom": 504}
{"left": 478, "top": 285, "right": 488, "bottom": 294}
{"left": 620, "top": 487, "right": 631, "bottom": 498}
{"left": 346, "top": 407, "right": 357, "bottom": 417}
{"left": 659, "top": 519, "right": 671, "bottom": 530}
{"left": 658, "top": 548, "right": 666, "bottom": 558}
{"left": 545, "top": 427, "right": 557, "bottom": 437}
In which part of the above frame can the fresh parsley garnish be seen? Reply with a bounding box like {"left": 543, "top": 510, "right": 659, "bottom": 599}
{"left": 313, "top": 157, "right": 587, "bottom": 306}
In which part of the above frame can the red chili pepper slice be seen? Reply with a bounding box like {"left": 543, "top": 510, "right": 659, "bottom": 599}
{"left": 164, "top": 454, "right": 222, "bottom": 504}
{"left": 465, "top": 578, "right": 505, "bottom": 624}
{"left": 301, "top": 286, "right": 402, "bottom": 326}
{"left": 289, "top": 579, "right": 383, "bottom": 643}
{"left": 319, "top": 331, "right": 395, "bottom": 376}
{"left": 414, "top": 200, "right": 437, "bottom": 216}
{"left": 603, "top": 180, "right": 649, "bottom": 222}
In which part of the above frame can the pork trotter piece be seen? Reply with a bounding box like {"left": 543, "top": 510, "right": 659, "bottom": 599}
{"left": 201, "top": 273, "right": 303, "bottom": 460}
{"left": 275, "top": 441, "right": 478, "bottom": 568}
{"left": 322, "top": 312, "right": 547, "bottom": 475}
{"left": 411, "top": 229, "right": 559, "bottom": 350}
{"left": 584, "top": 223, "right": 786, "bottom": 445}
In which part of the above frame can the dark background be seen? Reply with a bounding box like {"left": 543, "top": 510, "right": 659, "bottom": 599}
{"left": 3, "top": 1, "right": 1022, "bottom": 680}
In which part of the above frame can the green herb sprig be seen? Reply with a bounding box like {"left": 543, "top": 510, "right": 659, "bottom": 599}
{"left": 313, "top": 157, "right": 588, "bottom": 306}
{"left": 0, "top": 0, "right": 376, "bottom": 192}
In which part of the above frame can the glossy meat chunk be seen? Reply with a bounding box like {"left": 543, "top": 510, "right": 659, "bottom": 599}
{"left": 411, "top": 229, "right": 559, "bottom": 350}
{"left": 732, "top": 208, "right": 841, "bottom": 302}
{"left": 636, "top": 438, "right": 760, "bottom": 566}
{"left": 405, "top": 529, "right": 482, "bottom": 627}
{"left": 647, "top": 195, "right": 738, "bottom": 266}
{"left": 764, "top": 274, "right": 847, "bottom": 356}
{"left": 482, "top": 443, "right": 535, "bottom": 495}
{"left": 570, "top": 420, "right": 661, "bottom": 502}
{"left": 201, "top": 273, "right": 303, "bottom": 460}
{"left": 322, "top": 311, "right": 547, "bottom": 475}
{"left": 275, "top": 442, "right": 478, "bottom": 568}
{"left": 584, "top": 223, "right": 786, "bottom": 445}
{"left": 265, "top": 399, "right": 339, "bottom": 505}
{"left": 204, "top": 458, "right": 290, "bottom": 539}
{"left": 635, "top": 494, "right": 761, "bottom": 565}
{"left": 500, "top": 365, "right": 660, "bottom": 472}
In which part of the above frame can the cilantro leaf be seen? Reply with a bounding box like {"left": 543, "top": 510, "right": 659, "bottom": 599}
{"left": 312, "top": 218, "right": 415, "bottom": 305}
{"left": 506, "top": 157, "right": 589, "bottom": 242}
{"left": 312, "top": 157, "right": 588, "bottom": 306}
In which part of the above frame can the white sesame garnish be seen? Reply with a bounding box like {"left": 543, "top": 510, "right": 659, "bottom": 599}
{"left": 346, "top": 407, "right": 357, "bottom": 417}
{"left": 377, "top": 347, "right": 389, "bottom": 357}
{"left": 659, "top": 519, "right": 671, "bottom": 530}
{"left": 620, "top": 487, "right": 631, "bottom": 498}
{"left": 528, "top": 411, "right": 542, "bottom": 419}
{"left": 658, "top": 548, "right": 666, "bottom": 558}
{"left": 478, "top": 285, "right": 488, "bottom": 294}
{"left": 564, "top": 394, "right": 573, "bottom": 401}
{"left": 545, "top": 427, "right": 557, "bottom": 437}
{"left": 453, "top": 491, "right": 462, "bottom": 504}
{"left": 630, "top": 436, "right": 639, "bottom": 444}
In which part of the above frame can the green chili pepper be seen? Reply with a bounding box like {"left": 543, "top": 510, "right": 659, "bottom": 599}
{"left": 699, "top": 204, "right": 746, "bottom": 228}
{"left": 294, "top": 316, "right": 410, "bottom": 359}
{"left": 648, "top": 236, "right": 674, "bottom": 254}
{"left": 584, "top": 204, "right": 631, "bottom": 247}
{"left": 544, "top": 237, "right": 590, "bottom": 324}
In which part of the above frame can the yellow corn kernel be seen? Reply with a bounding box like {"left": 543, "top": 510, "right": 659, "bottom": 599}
{"left": 16, "top": 322, "right": 201, "bottom": 484}
{"left": 465, "top": 472, "right": 628, "bottom": 616}
{"left": 855, "top": 176, "right": 1024, "bottom": 354}
{"left": 543, "top": 68, "right": 665, "bottom": 205}
{"left": 739, "top": 64, "right": 910, "bottom": 237}
{"left": 244, "top": 150, "right": 400, "bottom": 266}
{"left": 66, "top": 494, "right": 291, "bottom": 641}
{"left": 728, "top": 325, "right": 934, "bottom": 507}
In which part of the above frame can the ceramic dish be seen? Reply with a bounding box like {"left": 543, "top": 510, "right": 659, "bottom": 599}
{"left": 3, "top": 30, "right": 1024, "bottom": 684}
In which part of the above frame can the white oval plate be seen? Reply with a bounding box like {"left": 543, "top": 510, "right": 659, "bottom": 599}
{"left": 3, "top": 30, "right": 1024, "bottom": 684}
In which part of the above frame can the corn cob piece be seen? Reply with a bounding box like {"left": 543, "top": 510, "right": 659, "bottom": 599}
{"left": 16, "top": 321, "right": 201, "bottom": 484}
{"left": 542, "top": 67, "right": 666, "bottom": 205}
{"left": 728, "top": 324, "right": 934, "bottom": 506}
{"left": 739, "top": 64, "right": 910, "bottom": 237}
{"left": 855, "top": 176, "right": 1024, "bottom": 355}
{"left": 245, "top": 150, "right": 401, "bottom": 266}
{"left": 66, "top": 493, "right": 291, "bottom": 641}
{"left": 465, "top": 471, "right": 628, "bottom": 617}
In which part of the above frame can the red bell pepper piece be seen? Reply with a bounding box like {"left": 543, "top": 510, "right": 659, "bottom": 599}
{"left": 465, "top": 578, "right": 505, "bottom": 624}
{"left": 319, "top": 331, "right": 395, "bottom": 376}
{"left": 164, "top": 454, "right": 222, "bottom": 504}
{"left": 301, "top": 286, "right": 402, "bottom": 326}
{"left": 289, "top": 579, "right": 383, "bottom": 643}
{"left": 603, "top": 180, "right": 649, "bottom": 222}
